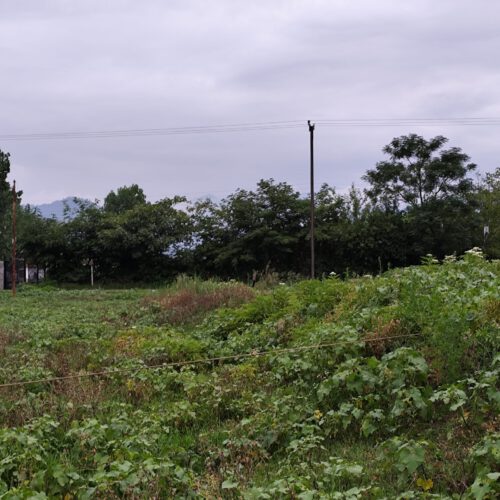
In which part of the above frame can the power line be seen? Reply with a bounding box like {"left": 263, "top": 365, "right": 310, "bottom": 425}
{"left": 0, "top": 120, "right": 305, "bottom": 141}
{"left": 318, "top": 120, "right": 500, "bottom": 127}
{"left": 2, "top": 117, "right": 500, "bottom": 141}
{"left": 318, "top": 117, "right": 500, "bottom": 122}
{"left": 0, "top": 333, "right": 419, "bottom": 390}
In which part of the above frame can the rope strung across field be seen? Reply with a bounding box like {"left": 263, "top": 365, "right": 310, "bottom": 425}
{"left": 0, "top": 333, "right": 420, "bottom": 390}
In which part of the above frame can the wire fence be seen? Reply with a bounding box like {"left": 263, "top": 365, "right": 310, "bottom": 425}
{"left": 0, "top": 333, "right": 420, "bottom": 390}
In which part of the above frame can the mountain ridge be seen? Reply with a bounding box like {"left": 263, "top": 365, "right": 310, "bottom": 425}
{"left": 28, "top": 197, "right": 88, "bottom": 220}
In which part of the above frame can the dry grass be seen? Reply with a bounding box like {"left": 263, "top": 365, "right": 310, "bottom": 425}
{"left": 0, "top": 329, "right": 24, "bottom": 356}
{"left": 1, "top": 377, "right": 111, "bottom": 427}
{"left": 363, "top": 318, "right": 403, "bottom": 357}
{"left": 44, "top": 340, "right": 92, "bottom": 376}
{"left": 146, "top": 281, "right": 255, "bottom": 326}
{"left": 483, "top": 298, "right": 500, "bottom": 325}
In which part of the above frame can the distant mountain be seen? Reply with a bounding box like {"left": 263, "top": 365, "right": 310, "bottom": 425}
{"left": 31, "top": 197, "right": 86, "bottom": 220}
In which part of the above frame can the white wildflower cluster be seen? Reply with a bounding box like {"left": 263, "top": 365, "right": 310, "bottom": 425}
{"left": 422, "top": 254, "right": 439, "bottom": 265}
{"left": 464, "top": 247, "right": 484, "bottom": 259}
{"left": 443, "top": 254, "right": 457, "bottom": 264}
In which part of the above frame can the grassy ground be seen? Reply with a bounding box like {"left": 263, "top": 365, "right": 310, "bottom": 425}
{"left": 0, "top": 252, "right": 498, "bottom": 498}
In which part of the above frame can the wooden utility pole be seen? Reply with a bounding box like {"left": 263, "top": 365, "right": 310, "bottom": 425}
{"left": 11, "top": 180, "right": 17, "bottom": 296}
{"left": 308, "top": 120, "right": 315, "bottom": 279}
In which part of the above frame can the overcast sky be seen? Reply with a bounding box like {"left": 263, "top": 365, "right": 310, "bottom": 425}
{"left": 1, "top": 0, "right": 500, "bottom": 205}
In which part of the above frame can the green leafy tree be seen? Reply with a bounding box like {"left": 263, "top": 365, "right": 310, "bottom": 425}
{"left": 315, "top": 185, "right": 409, "bottom": 274}
{"left": 103, "top": 184, "right": 147, "bottom": 214}
{"left": 0, "top": 149, "right": 22, "bottom": 259}
{"left": 314, "top": 183, "right": 350, "bottom": 274}
{"left": 477, "top": 167, "right": 500, "bottom": 257}
{"left": 97, "top": 196, "right": 191, "bottom": 281}
{"left": 403, "top": 197, "right": 481, "bottom": 259}
{"left": 191, "top": 179, "right": 307, "bottom": 278}
{"left": 188, "top": 197, "right": 228, "bottom": 276}
{"left": 54, "top": 199, "right": 104, "bottom": 282}
{"left": 364, "top": 134, "right": 476, "bottom": 210}
{"left": 17, "top": 206, "right": 64, "bottom": 276}
{"left": 0, "top": 150, "right": 11, "bottom": 259}
{"left": 364, "top": 134, "right": 480, "bottom": 259}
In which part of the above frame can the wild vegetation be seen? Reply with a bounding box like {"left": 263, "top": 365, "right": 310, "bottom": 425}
{"left": 0, "top": 250, "right": 498, "bottom": 498}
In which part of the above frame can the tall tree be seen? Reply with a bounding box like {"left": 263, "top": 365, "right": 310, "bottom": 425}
{"left": 97, "top": 196, "right": 191, "bottom": 281}
{"left": 104, "top": 184, "right": 147, "bottom": 214}
{"left": 0, "top": 149, "right": 22, "bottom": 259}
{"left": 363, "top": 134, "right": 480, "bottom": 259}
{"left": 477, "top": 167, "right": 500, "bottom": 257}
{"left": 364, "top": 134, "right": 476, "bottom": 210}
{"left": 18, "top": 206, "right": 64, "bottom": 274}
{"left": 196, "top": 179, "right": 307, "bottom": 278}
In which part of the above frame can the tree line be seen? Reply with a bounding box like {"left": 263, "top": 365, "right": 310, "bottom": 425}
{"left": 1, "top": 133, "right": 499, "bottom": 284}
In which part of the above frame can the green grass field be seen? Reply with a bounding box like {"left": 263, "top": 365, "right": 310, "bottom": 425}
{"left": 0, "top": 251, "right": 498, "bottom": 498}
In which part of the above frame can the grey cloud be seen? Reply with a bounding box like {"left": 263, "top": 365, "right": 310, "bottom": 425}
{"left": 0, "top": 0, "right": 499, "bottom": 205}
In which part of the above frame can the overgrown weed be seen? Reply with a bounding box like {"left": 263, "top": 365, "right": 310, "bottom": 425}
{"left": 143, "top": 276, "right": 255, "bottom": 326}
{"left": 0, "top": 253, "right": 498, "bottom": 497}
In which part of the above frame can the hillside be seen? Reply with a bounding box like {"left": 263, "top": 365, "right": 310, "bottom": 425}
{"left": 31, "top": 197, "right": 85, "bottom": 220}
{"left": 0, "top": 250, "right": 498, "bottom": 498}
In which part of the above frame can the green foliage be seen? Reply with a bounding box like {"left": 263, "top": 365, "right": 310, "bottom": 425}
{"left": 103, "top": 184, "right": 147, "bottom": 214}
{"left": 476, "top": 167, "right": 500, "bottom": 258}
{"left": 0, "top": 255, "right": 498, "bottom": 497}
{"left": 364, "top": 134, "right": 476, "bottom": 209}
{"left": 381, "top": 437, "right": 429, "bottom": 480}
{"left": 189, "top": 178, "right": 308, "bottom": 277}
{"left": 0, "top": 148, "right": 22, "bottom": 259}
{"left": 466, "top": 433, "right": 500, "bottom": 499}
{"left": 9, "top": 134, "right": 499, "bottom": 282}
{"left": 21, "top": 192, "right": 192, "bottom": 283}
{"left": 364, "top": 134, "right": 481, "bottom": 260}
{"left": 17, "top": 206, "right": 62, "bottom": 268}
